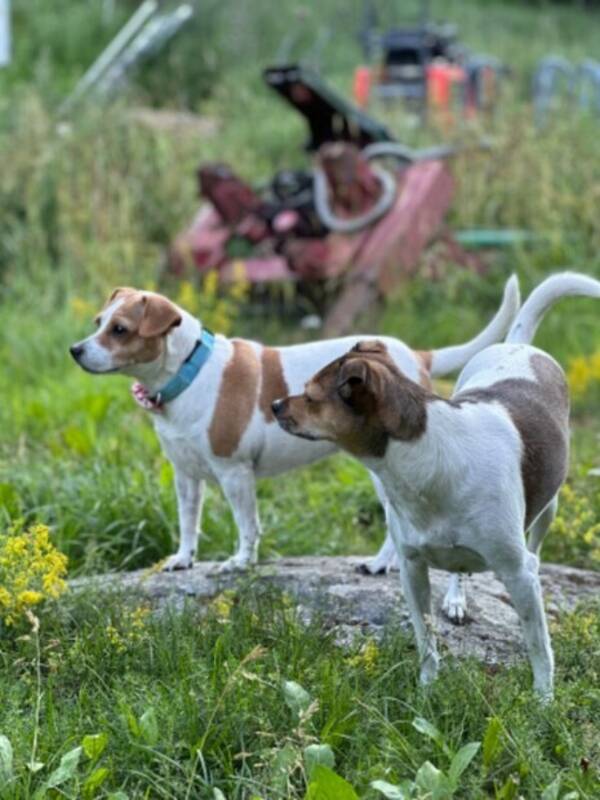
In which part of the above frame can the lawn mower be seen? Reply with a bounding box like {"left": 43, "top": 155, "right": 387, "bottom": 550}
{"left": 354, "top": 0, "right": 505, "bottom": 126}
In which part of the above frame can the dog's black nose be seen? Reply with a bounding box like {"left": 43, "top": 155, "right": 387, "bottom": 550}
{"left": 70, "top": 344, "right": 84, "bottom": 361}
{"left": 271, "top": 398, "right": 285, "bottom": 416}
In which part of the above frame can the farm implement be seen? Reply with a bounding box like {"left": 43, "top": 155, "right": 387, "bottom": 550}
{"left": 167, "top": 64, "right": 481, "bottom": 335}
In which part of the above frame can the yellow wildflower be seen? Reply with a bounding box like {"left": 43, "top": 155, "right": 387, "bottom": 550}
{"left": 0, "top": 523, "right": 68, "bottom": 626}
{"left": 210, "top": 590, "right": 236, "bottom": 622}
{"left": 347, "top": 639, "right": 380, "bottom": 675}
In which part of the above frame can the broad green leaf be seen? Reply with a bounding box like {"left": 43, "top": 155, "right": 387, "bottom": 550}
{"left": 139, "top": 708, "right": 159, "bottom": 746}
{"left": 83, "top": 766, "right": 109, "bottom": 798}
{"left": 0, "top": 735, "right": 13, "bottom": 786}
{"left": 282, "top": 680, "right": 311, "bottom": 715}
{"left": 270, "top": 743, "right": 298, "bottom": 792}
{"left": 541, "top": 777, "right": 561, "bottom": 800}
{"left": 304, "top": 744, "right": 335, "bottom": 776}
{"left": 414, "top": 761, "right": 448, "bottom": 795}
{"left": 305, "top": 764, "right": 359, "bottom": 800}
{"left": 448, "top": 742, "right": 480, "bottom": 786}
{"left": 213, "top": 789, "right": 227, "bottom": 800}
{"left": 46, "top": 746, "right": 82, "bottom": 788}
{"left": 482, "top": 717, "right": 503, "bottom": 769}
{"left": 370, "top": 779, "right": 412, "bottom": 799}
{"left": 412, "top": 717, "right": 449, "bottom": 755}
{"left": 82, "top": 732, "right": 109, "bottom": 761}
{"left": 108, "top": 793, "right": 129, "bottom": 800}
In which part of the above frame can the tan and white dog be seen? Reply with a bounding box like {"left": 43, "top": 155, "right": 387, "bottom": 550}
{"left": 273, "top": 272, "right": 600, "bottom": 699}
{"left": 70, "top": 278, "right": 519, "bottom": 600}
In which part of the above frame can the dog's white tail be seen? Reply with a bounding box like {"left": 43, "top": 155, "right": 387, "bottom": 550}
{"left": 506, "top": 272, "right": 600, "bottom": 345}
{"left": 430, "top": 275, "right": 520, "bottom": 376}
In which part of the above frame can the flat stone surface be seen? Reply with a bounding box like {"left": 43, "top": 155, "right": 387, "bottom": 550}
{"left": 72, "top": 557, "right": 600, "bottom": 664}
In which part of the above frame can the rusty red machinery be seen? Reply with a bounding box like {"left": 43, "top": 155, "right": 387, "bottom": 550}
{"left": 167, "top": 65, "right": 479, "bottom": 335}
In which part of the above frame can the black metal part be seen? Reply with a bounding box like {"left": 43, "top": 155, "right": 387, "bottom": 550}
{"left": 263, "top": 64, "right": 394, "bottom": 151}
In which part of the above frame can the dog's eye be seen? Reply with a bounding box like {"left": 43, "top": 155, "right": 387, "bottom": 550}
{"left": 111, "top": 324, "right": 127, "bottom": 336}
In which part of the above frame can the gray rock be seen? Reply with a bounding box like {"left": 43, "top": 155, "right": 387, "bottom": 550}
{"left": 71, "top": 557, "right": 600, "bottom": 664}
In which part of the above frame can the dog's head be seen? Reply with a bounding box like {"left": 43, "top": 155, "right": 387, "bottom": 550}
{"left": 272, "top": 340, "right": 428, "bottom": 457}
{"left": 69, "top": 287, "right": 182, "bottom": 374}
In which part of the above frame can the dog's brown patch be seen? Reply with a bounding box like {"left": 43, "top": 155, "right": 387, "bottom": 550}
{"left": 209, "top": 340, "right": 260, "bottom": 457}
{"left": 415, "top": 350, "right": 433, "bottom": 389}
{"left": 259, "top": 347, "right": 289, "bottom": 422}
{"left": 452, "top": 353, "right": 569, "bottom": 529}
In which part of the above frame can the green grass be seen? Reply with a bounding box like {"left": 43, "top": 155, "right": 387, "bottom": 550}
{"left": 0, "top": 588, "right": 599, "bottom": 798}
{"left": 1, "top": 0, "right": 600, "bottom": 796}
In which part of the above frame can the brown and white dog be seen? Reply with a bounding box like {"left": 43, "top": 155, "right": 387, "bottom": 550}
{"left": 69, "top": 278, "right": 518, "bottom": 602}
{"left": 273, "top": 272, "right": 600, "bottom": 699}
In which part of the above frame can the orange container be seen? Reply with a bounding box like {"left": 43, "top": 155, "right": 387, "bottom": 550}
{"left": 426, "top": 62, "right": 467, "bottom": 109}
{"left": 353, "top": 65, "right": 372, "bottom": 108}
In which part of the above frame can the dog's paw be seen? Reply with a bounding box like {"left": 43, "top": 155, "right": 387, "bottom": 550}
{"left": 442, "top": 597, "right": 466, "bottom": 625}
{"left": 442, "top": 580, "right": 467, "bottom": 625}
{"left": 357, "top": 549, "right": 400, "bottom": 576}
{"left": 162, "top": 553, "right": 194, "bottom": 572}
{"left": 213, "top": 553, "right": 256, "bottom": 574}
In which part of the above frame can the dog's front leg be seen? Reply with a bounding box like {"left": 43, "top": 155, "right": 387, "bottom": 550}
{"left": 163, "top": 471, "right": 206, "bottom": 571}
{"left": 399, "top": 556, "right": 440, "bottom": 685}
{"left": 389, "top": 513, "right": 439, "bottom": 684}
{"left": 216, "top": 464, "right": 261, "bottom": 573}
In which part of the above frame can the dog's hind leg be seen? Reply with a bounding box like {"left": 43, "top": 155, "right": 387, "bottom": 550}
{"left": 216, "top": 464, "right": 262, "bottom": 573}
{"left": 499, "top": 552, "right": 554, "bottom": 701}
{"left": 527, "top": 495, "right": 558, "bottom": 558}
{"left": 357, "top": 473, "right": 399, "bottom": 575}
{"left": 442, "top": 573, "right": 467, "bottom": 624}
{"left": 163, "top": 472, "right": 206, "bottom": 571}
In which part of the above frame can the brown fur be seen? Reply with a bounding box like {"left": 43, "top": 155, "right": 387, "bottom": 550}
{"left": 97, "top": 295, "right": 161, "bottom": 365}
{"left": 209, "top": 340, "right": 260, "bottom": 457}
{"left": 451, "top": 353, "right": 569, "bottom": 528}
{"left": 276, "top": 339, "right": 428, "bottom": 457}
{"left": 259, "top": 347, "right": 289, "bottom": 422}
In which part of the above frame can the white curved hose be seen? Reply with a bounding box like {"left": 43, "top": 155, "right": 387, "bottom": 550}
{"left": 313, "top": 162, "right": 397, "bottom": 234}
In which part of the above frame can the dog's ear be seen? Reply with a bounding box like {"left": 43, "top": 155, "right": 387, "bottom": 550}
{"left": 379, "top": 374, "right": 428, "bottom": 441}
{"left": 139, "top": 294, "right": 182, "bottom": 338}
{"left": 105, "top": 287, "right": 135, "bottom": 307}
{"left": 336, "top": 358, "right": 373, "bottom": 406}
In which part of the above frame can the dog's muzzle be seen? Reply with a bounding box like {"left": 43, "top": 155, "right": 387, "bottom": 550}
{"left": 271, "top": 398, "right": 285, "bottom": 417}
{"left": 69, "top": 344, "right": 84, "bottom": 363}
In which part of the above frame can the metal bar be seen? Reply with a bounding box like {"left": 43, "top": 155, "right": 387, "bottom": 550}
{"left": 60, "top": 0, "right": 158, "bottom": 112}
{"left": 0, "top": 0, "right": 11, "bottom": 68}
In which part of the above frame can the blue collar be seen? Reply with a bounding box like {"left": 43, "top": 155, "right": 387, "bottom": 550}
{"left": 152, "top": 328, "right": 215, "bottom": 406}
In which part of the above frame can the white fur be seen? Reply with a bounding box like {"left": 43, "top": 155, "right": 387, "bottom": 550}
{"left": 357, "top": 272, "right": 600, "bottom": 699}
{"left": 74, "top": 278, "right": 519, "bottom": 581}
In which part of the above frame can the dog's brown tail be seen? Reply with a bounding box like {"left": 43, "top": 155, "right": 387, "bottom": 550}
{"left": 430, "top": 274, "right": 520, "bottom": 377}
